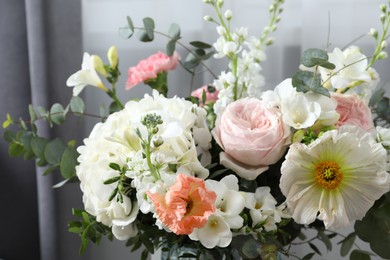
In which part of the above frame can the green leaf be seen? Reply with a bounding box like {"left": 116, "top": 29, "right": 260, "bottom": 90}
{"left": 127, "top": 16, "right": 135, "bottom": 32}
{"left": 292, "top": 71, "right": 330, "bottom": 97}
{"left": 44, "top": 138, "right": 67, "bottom": 165}
{"left": 318, "top": 230, "right": 332, "bottom": 251}
{"left": 119, "top": 26, "right": 134, "bottom": 39}
{"left": 109, "top": 101, "right": 121, "bottom": 114}
{"left": 137, "top": 17, "right": 155, "bottom": 42}
{"left": 350, "top": 250, "right": 371, "bottom": 260}
{"left": 168, "top": 23, "right": 180, "bottom": 40}
{"left": 190, "top": 41, "right": 213, "bottom": 49}
{"left": 9, "top": 142, "right": 25, "bottom": 157}
{"left": 43, "top": 165, "right": 58, "bottom": 176}
{"left": 309, "top": 242, "right": 321, "bottom": 255}
{"left": 241, "top": 239, "right": 260, "bottom": 258}
{"left": 31, "top": 136, "right": 49, "bottom": 159}
{"left": 166, "top": 40, "right": 177, "bottom": 56}
{"left": 20, "top": 132, "right": 34, "bottom": 160}
{"left": 70, "top": 96, "right": 85, "bottom": 114}
{"left": 28, "top": 104, "right": 37, "bottom": 122}
{"left": 37, "top": 106, "right": 47, "bottom": 117}
{"left": 109, "top": 162, "right": 121, "bottom": 171}
{"left": 50, "top": 103, "right": 65, "bottom": 125}
{"left": 2, "top": 113, "right": 13, "bottom": 129}
{"left": 60, "top": 146, "right": 79, "bottom": 179}
{"left": 3, "top": 130, "right": 16, "bottom": 143}
{"left": 301, "top": 48, "right": 333, "bottom": 68}
{"left": 340, "top": 233, "right": 356, "bottom": 257}
{"left": 302, "top": 253, "right": 315, "bottom": 259}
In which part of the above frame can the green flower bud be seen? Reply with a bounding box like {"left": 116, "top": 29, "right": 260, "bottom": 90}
{"left": 107, "top": 46, "right": 118, "bottom": 69}
{"left": 378, "top": 51, "right": 388, "bottom": 59}
{"left": 92, "top": 55, "right": 107, "bottom": 77}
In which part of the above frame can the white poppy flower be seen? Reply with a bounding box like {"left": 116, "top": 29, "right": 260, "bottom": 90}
{"left": 280, "top": 125, "right": 390, "bottom": 230}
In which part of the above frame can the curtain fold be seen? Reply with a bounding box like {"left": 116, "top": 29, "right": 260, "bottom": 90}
{"left": 0, "top": 0, "right": 82, "bottom": 259}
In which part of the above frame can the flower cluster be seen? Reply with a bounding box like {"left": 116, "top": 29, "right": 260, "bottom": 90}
{"left": 4, "top": 0, "right": 390, "bottom": 259}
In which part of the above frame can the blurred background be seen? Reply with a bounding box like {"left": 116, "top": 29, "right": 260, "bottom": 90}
{"left": 0, "top": 0, "right": 389, "bottom": 259}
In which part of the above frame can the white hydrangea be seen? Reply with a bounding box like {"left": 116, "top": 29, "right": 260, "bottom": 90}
{"left": 76, "top": 90, "right": 211, "bottom": 240}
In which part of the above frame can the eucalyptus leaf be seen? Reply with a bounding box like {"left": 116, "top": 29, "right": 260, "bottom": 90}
{"left": 302, "top": 253, "right": 315, "bottom": 259}
{"left": 190, "top": 41, "right": 213, "bottom": 49}
{"left": 168, "top": 23, "right": 180, "bottom": 40}
{"left": 9, "top": 142, "right": 25, "bottom": 157}
{"left": 31, "top": 136, "right": 49, "bottom": 159}
{"left": 292, "top": 71, "right": 330, "bottom": 97}
{"left": 309, "top": 242, "right": 321, "bottom": 255}
{"left": 127, "top": 16, "right": 135, "bottom": 32}
{"left": 43, "top": 165, "right": 58, "bottom": 176}
{"left": 350, "top": 250, "right": 371, "bottom": 260}
{"left": 70, "top": 96, "right": 85, "bottom": 114}
{"left": 60, "top": 146, "right": 79, "bottom": 179}
{"left": 44, "top": 138, "right": 67, "bottom": 165}
{"left": 166, "top": 40, "right": 177, "bottom": 56}
{"left": 241, "top": 239, "right": 260, "bottom": 258}
{"left": 340, "top": 233, "right": 356, "bottom": 257}
{"left": 141, "top": 17, "right": 155, "bottom": 42}
{"left": 28, "top": 104, "right": 37, "bottom": 122}
{"left": 301, "top": 48, "right": 334, "bottom": 69}
{"left": 50, "top": 103, "right": 65, "bottom": 125}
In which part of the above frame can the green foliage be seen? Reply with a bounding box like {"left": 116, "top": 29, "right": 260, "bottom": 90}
{"left": 70, "top": 96, "right": 85, "bottom": 114}
{"left": 137, "top": 17, "right": 155, "bottom": 42}
{"left": 370, "top": 87, "right": 390, "bottom": 127}
{"left": 355, "top": 195, "right": 390, "bottom": 259}
{"left": 68, "top": 209, "right": 113, "bottom": 255}
{"left": 338, "top": 232, "right": 356, "bottom": 257}
{"left": 292, "top": 71, "right": 330, "bottom": 97}
{"left": 301, "top": 48, "right": 335, "bottom": 69}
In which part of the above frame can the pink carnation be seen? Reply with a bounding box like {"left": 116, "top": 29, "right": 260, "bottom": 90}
{"left": 126, "top": 51, "right": 180, "bottom": 90}
{"left": 191, "top": 85, "right": 219, "bottom": 106}
{"left": 147, "top": 174, "right": 216, "bottom": 235}
{"left": 332, "top": 93, "right": 374, "bottom": 131}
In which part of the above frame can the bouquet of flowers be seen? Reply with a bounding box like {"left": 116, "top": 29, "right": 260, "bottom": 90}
{"left": 4, "top": 0, "right": 390, "bottom": 259}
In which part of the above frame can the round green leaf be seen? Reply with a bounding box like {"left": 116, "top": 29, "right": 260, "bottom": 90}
{"left": 60, "top": 146, "right": 79, "bottom": 179}
{"left": 168, "top": 23, "right": 180, "bottom": 40}
{"left": 44, "top": 138, "right": 66, "bottom": 165}
{"left": 350, "top": 250, "right": 371, "bottom": 260}
{"left": 31, "top": 136, "right": 49, "bottom": 159}
{"left": 70, "top": 96, "right": 85, "bottom": 114}
{"left": 301, "top": 48, "right": 329, "bottom": 67}
{"left": 50, "top": 103, "right": 65, "bottom": 125}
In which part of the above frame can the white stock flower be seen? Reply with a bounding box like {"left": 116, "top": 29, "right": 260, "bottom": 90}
{"left": 377, "top": 126, "right": 390, "bottom": 147}
{"left": 280, "top": 125, "right": 390, "bottom": 230}
{"left": 66, "top": 52, "right": 108, "bottom": 96}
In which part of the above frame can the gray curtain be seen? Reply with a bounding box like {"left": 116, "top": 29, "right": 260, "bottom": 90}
{"left": 0, "top": 0, "right": 84, "bottom": 259}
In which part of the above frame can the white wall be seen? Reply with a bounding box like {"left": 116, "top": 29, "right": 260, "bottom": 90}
{"left": 80, "top": 1, "right": 389, "bottom": 259}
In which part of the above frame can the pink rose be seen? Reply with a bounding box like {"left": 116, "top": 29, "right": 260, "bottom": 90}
{"left": 126, "top": 51, "right": 180, "bottom": 90}
{"left": 212, "top": 98, "right": 291, "bottom": 180}
{"left": 332, "top": 93, "right": 374, "bottom": 131}
{"left": 191, "top": 85, "right": 219, "bottom": 107}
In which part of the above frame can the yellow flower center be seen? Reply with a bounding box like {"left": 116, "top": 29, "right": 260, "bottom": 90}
{"left": 314, "top": 161, "right": 343, "bottom": 190}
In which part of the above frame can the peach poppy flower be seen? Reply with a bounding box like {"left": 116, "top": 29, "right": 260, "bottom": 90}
{"left": 147, "top": 174, "right": 216, "bottom": 235}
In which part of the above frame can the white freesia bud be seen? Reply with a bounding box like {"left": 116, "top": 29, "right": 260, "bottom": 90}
{"left": 217, "top": 0, "right": 224, "bottom": 7}
{"left": 107, "top": 46, "right": 118, "bottom": 69}
{"left": 92, "top": 55, "right": 107, "bottom": 77}
{"left": 381, "top": 40, "right": 387, "bottom": 50}
{"left": 378, "top": 51, "right": 388, "bottom": 59}
{"left": 203, "top": 0, "right": 212, "bottom": 3}
{"left": 224, "top": 9, "right": 232, "bottom": 20}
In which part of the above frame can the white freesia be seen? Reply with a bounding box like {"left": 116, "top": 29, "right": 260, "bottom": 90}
{"left": 66, "top": 52, "right": 108, "bottom": 96}
{"left": 280, "top": 125, "right": 390, "bottom": 230}
{"left": 189, "top": 175, "right": 245, "bottom": 248}
{"left": 263, "top": 79, "right": 321, "bottom": 129}
{"left": 318, "top": 46, "right": 372, "bottom": 91}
